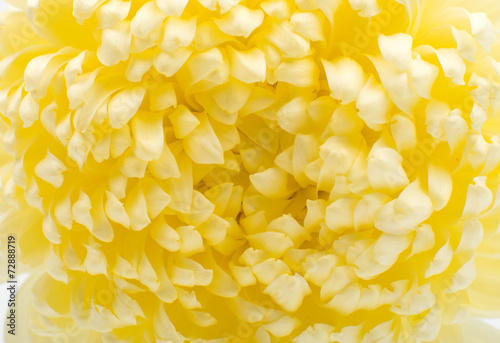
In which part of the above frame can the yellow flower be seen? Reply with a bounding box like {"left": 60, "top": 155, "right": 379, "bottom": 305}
{"left": 1, "top": 0, "right": 500, "bottom": 342}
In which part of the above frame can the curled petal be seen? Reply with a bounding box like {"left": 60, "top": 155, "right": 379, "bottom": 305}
{"left": 124, "top": 182, "right": 151, "bottom": 231}
{"left": 132, "top": 111, "right": 164, "bottom": 161}
{"left": 356, "top": 76, "right": 391, "bottom": 130}
{"left": 367, "top": 147, "right": 409, "bottom": 194}
{"left": 274, "top": 58, "right": 319, "bottom": 88}
{"left": 160, "top": 16, "right": 196, "bottom": 52}
{"left": 461, "top": 176, "right": 493, "bottom": 219}
{"left": 228, "top": 47, "right": 266, "bottom": 83}
{"left": 410, "top": 224, "right": 435, "bottom": 256}
{"left": 214, "top": 5, "right": 264, "bottom": 38}
{"left": 409, "top": 55, "right": 439, "bottom": 99}
{"left": 130, "top": 1, "right": 166, "bottom": 39}
{"left": 109, "top": 86, "right": 147, "bottom": 129}
{"left": 183, "top": 114, "right": 224, "bottom": 165}
{"left": 34, "top": 152, "right": 66, "bottom": 188}
{"left": 373, "top": 233, "right": 412, "bottom": 266}
{"left": 323, "top": 57, "right": 366, "bottom": 104}
{"left": 378, "top": 33, "right": 413, "bottom": 71}
{"left": 376, "top": 180, "right": 433, "bottom": 234}
{"left": 436, "top": 48, "right": 466, "bottom": 85}
{"left": 425, "top": 241, "right": 453, "bottom": 278}
{"left": 290, "top": 11, "right": 325, "bottom": 41}
{"left": 268, "top": 21, "right": 311, "bottom": 58}
{"left": 104, "top": 190, "right": 130, "bottom": 228}
{"left": 97, "top": 21, "right": 131, "bottom": 66}
{"left": 263, "top": 274, "right": 311, "bottom": 312}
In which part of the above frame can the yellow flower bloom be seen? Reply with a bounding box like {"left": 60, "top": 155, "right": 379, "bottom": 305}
{"left": 1, "top": 0, "right": 500, "bottom": 342}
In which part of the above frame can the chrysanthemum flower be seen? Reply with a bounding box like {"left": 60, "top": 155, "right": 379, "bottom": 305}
{"left": 1, "top": 0, "right": 500, "bottom": 341}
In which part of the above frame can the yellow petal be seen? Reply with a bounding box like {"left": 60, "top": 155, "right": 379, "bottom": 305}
{"left": 290, "top": 11, "right": 325, "bottom": 41}
{"left": 19, "top": 92, "right": 39, "bottom": 128}
{"left": 409, "top": 54, "right": 439, "bottom": 99}
{"left": 461, "top": 176, "right": 493, "bottom": 219}
{"left": 252, "top": 258, "right": 291, "bottom": 285}
{"left": 261, "top": 0, "right": 292, "bottom": 20}
{"left": 177, "top": 225, "right": 205, "bottom": 256}
{"left": 154, "top": 47, "right": 193, "bottom": 77}
{"left": 325, "top": 196, "right": 357, "bottom": 233}
{"left": 348, "top": 0, "right": 381, "bottom": 17}
{"left": 160, "top": 16, "right": 196, "bottom": 52}
{"left": 97, "top": 20, "right": 131, "bottom": 66}
{"left": 155, "top": 0, "right": 188, "bottom": 16}
{"left": 367, "top": 147, "right": 409, "bottom": 194}
{"left": 104, "top": 190, "right": 130, "bottom": 228}
{"left": 425, "top": 241, "right": 453, "bottom": 278}
{"left": 436, "top": 48, "right": 466, "bottom": 85}
{"left": 96, "top": 0, "right": 131, "bottom": 30}
{"left": 183, "top": 113, "right": 224, "bottom": 164}
{"left": 277, "top": 96, "right": 314, "bottom": 134}
{"left": 124, "top": 182, "right": 151, "bottom": 231}
{"left": 34, "top": 152, "right": 66, "bottom": 188}
{"left": 263, "top": 274, "right": 311, "bottom": 312}
{"left": 150, "top": 216, "right": 181, "bottom": 252}
{"left": 410, "top": 224, "right": 435, "bottom": 256}
{"left": 323, "top": 57, "right": 366, "bottom": 104}
{"left": 130, "top": 1, "right": 166, "bottom": 39}
{"left": 143, "top": 178, "right": 171, "bottom": 219}
{"left": 376, "top": 180, "right": 433, "bottom": 234}
{"left": 378, "top": 33, "right": 413, "bottom": 71}
{"left": 109, "top": 86, "right": 146, "bottom": 129}
{"left": 83, "top": 244, "right": 108, "bottom": 276}
{"left": 247, "top": 232, "right": 294, "bottom": 258}
{"left": 428, "top": 162, "right": 453, "bottom": 211}
{"left": 149, "top": 82, "right": 177, "bottom": 111}
{"left": 390, "top": 113, "right": 417, "bottom": 154}
{"left": 72, "top": 190, "right": 93, "bottom": 231}
{"left": 268, "top": 20, "right": 311, "bottom": 58}
{"left": 443, "top": 109, "right": 469, "bottom": 153}
{"left": 214, "top": 5, "right": 264, "bottom": 38}
{"left": 274, "top": 58, "right": 319, "bottom": 88}
{"left": 131, "top": 111, "right": 164, "bottom": 161}
{"left": 228, "top": 47, "right": 266, "bottom": 83}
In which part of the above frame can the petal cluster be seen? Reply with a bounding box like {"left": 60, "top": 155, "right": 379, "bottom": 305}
{"left": 1, "top": 0, "right": 500, "bottom": 342}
